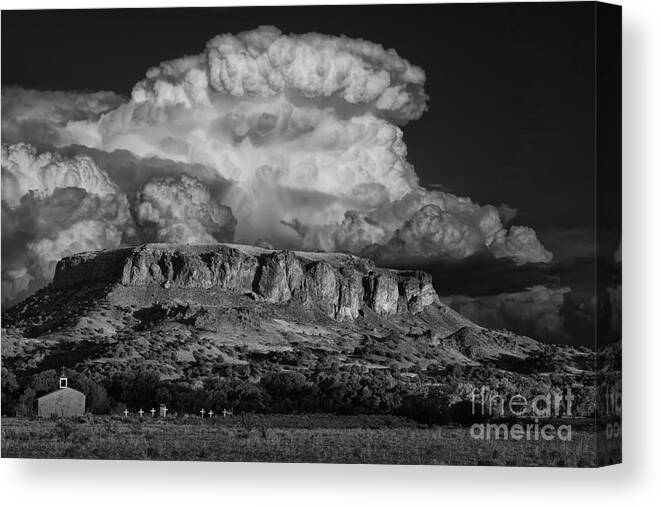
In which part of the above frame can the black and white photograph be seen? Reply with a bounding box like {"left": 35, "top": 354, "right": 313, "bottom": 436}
{"left": 1, "top": 2, "right": 621, "bottom": 467}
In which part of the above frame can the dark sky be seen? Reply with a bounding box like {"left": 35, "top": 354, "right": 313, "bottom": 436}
{"left": 2, "top": 3, "right": 609, "bottom": 249}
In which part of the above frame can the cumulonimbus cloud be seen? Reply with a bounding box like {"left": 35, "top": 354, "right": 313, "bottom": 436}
{"left": 2, "top": 26, "right": 552, "bottom": 306}
{"left": 286, "top": 191, "right": 551, "bottom": 264}
{"left": 1, "top": 87, "right": 124, "bottom": 147}
{"left": 135, "top": 174, "right": 236, "bottom": 244}
{"left": 1, "top": 143, "right": 235, "bottom": 306}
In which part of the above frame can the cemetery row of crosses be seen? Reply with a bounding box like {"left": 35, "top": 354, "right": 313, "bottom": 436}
{"left": 34, "top": 370, "right": 238, "bottom": 420}
{"left": 121, "top": 406, "right": 234, "bottom": 419}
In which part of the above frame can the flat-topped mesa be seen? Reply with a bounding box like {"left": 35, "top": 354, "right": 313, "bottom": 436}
{"left": 53, "top": 243, "right": 440, "bottom": 321}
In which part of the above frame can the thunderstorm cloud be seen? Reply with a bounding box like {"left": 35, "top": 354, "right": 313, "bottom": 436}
{"left": 1, "top": 26, "right": 553, "bottom": 307}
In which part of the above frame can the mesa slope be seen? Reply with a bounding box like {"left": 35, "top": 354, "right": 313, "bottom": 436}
{"left": 1, "top": 243, "right": 590, "bottom": 383}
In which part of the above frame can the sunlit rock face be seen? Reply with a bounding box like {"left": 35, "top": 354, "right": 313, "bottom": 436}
{"left": 53, "top": 243, "right": 441, "bottom": 321}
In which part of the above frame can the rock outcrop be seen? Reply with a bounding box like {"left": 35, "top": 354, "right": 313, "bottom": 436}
{"left": 53, "top": 243, "right": 441, "bottom": 321}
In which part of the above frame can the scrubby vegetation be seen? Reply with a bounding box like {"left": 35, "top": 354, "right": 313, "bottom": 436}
{"left": 2, "top": 360, "right": 598, "bottom": 427}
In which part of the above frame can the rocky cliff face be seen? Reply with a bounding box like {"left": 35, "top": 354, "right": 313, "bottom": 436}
{"left": 53, "top": 243, "right": 440, "bottom": 321}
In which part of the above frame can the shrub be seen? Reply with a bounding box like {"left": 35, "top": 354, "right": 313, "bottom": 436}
{"left": 56, "top": 418, "right": 75, "bottom": 441}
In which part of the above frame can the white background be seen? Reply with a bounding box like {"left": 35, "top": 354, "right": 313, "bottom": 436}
{"left": 0, "top": 0, "right": 658, "bottom": 505}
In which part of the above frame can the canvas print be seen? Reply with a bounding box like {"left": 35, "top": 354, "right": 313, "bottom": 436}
{"left": 0, "top": 2, "right": 621, "bottom": 466}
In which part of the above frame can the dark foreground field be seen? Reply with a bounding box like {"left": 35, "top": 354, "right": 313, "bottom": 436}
{"left": 1, "top": 414, "right": 599, "bottom": 466}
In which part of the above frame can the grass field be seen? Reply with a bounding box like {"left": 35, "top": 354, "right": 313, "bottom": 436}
{"left": 1, "top": 414, "right": 598, "bottom": 466}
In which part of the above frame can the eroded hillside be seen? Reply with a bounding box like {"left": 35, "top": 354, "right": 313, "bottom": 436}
{"left": 1, "top": 244, "right": 592, "bottom": 386}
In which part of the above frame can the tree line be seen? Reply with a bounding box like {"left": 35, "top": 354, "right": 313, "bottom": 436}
{"left": 1, "top": 363, "right": 597, "bottom": 425}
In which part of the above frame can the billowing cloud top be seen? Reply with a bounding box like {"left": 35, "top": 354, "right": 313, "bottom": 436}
{"left": 133, "top": 26, "right": 428, "bottom": 120}
{"left": 1, "top": 26, "right": 552, "bottom": 307}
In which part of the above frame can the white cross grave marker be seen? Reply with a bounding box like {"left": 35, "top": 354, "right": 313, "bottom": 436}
{"left": 123, "top": 409, "right": 129, "bottom": 418}
{"left": 162, "top": 406, "right": 168, "bottom": 417}
{"left": 138, "top": 409, "right": 144, "bottom": 418}
{"left": 200, "top": 409, "right": 206, "bottom": 418}
{"left": 150, "top": 408, "right": 156, "bottom": 417}
{"left": 208, "top": 410, "right": 214, "bottom": 418}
